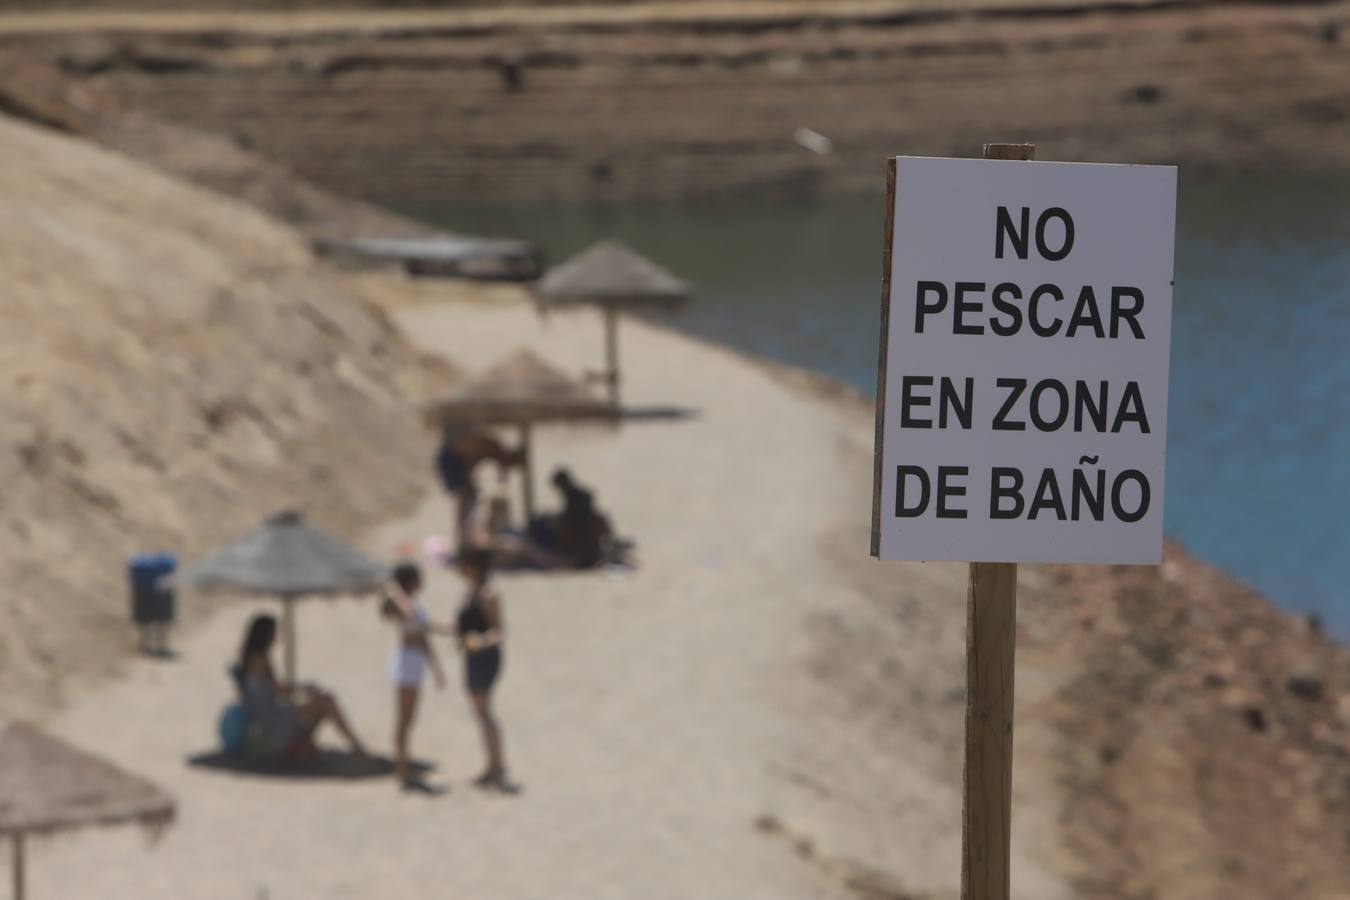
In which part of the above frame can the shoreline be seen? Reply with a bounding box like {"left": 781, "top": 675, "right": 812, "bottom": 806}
{"left": 4, "top": 0, "right": 1347, "bottom": 206}
{"left": 359, "top": 266, "right": 1344, "bottom": 653}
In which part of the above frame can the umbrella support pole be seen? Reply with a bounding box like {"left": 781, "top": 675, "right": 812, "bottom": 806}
{"left": 518, "top": 423, "right": 536, "bottom": 527}
{"left": 281, "top": 595, "right": 297, "bottom": 687}
{"left": 12, "top": 833, "right": 24, "bottom": 900}
{"left": 603, "top": 306, "right": 621, "bottom": 407}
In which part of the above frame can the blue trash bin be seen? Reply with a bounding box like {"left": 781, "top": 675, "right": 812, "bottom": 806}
{"left": 129, "top": 553, "right": 176, "bottom": 653}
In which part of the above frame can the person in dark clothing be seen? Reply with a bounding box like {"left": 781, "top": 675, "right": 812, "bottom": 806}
{"left": 553, "top": 467, "right": 594, "bottom": 522}
{"left": 454, "top": 547, "right": 513, "bottom": 790}
{"left": 436, "top": 424, "right": 525, "bottom": 554}
{"left": 550, "top": 467, "right": 611, "bottom": 568}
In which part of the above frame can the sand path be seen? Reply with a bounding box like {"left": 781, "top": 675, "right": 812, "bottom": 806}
{"left": 25, "top": 285, "right": 1068, "bottom": 899}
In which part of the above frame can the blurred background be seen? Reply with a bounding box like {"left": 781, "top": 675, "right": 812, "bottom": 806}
{"left": 0, "top": 1, "right": 1346, "bottom": 898}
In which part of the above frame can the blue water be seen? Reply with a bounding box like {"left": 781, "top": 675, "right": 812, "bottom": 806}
{"left": 414, "top": 172, "right": 1350, "bottom": 634}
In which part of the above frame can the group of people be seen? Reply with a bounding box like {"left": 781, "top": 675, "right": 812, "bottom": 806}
{"left": 384, "top": 549, "right": 508, "bottom": 792}
{"left": 235, "top": 549, "right": 511, "bottom": 793}
{"left": 435, "top": 423, "right": 617, "bottom": 569}
{"left": 228, "top": 420, "right": 621, "bottom": 792}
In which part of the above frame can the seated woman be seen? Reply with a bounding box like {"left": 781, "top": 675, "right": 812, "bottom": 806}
{"left": 237, "top": 614, "right": 367, "bottom": 761}
{"left": 550, "top": 468, "right": 614, "bottom": 569}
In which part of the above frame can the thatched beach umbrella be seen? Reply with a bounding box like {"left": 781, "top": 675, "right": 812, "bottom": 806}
{"left": 425, "top": 349, "right": 615, "bottom": 522}
{"left": 0, "top": 721, "right": 175, "bottom": 900}
{"left": 171, "top": 510, "right": 388, "bottom": 684}
{"left": 536, "top": 240, "right": 691, "bottom": 405}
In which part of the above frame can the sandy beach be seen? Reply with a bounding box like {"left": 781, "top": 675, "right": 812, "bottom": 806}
{"left": 16, "top": 285, "right": 1350, "bottom": 897}
{"left": 20, "top": 282, "right": 1076, "bottom": 899}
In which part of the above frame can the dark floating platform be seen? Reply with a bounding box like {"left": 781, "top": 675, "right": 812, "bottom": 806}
{"left": 314, "top": 235, "right": 544, "bottom": 282}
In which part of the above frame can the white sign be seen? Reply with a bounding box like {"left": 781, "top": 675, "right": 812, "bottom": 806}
{"left": 872, "top": 156, "right": 1177, "bottom": 564}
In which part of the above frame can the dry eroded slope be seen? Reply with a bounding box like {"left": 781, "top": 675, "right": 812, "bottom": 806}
{"left": 0, "top": 115, "right": 437, "bottom": 714}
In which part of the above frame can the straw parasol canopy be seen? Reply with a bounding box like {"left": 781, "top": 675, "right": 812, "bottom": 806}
{"left": 536, "top": 240, "right": 689, "bottom": 308}
{"left": 425, "top": 349, "right": 615, "bottom": 521}
{"left": 535, "top": 240, "right": 691, "bottom": 405}
{"left": 426, "top": 348, "right": 615, "bottom": 426}
{"left": 171, "top": 510, "right": 388, "bottom": 683}
{"left": 1, "top": 721, "right": 175, "bottom": 900}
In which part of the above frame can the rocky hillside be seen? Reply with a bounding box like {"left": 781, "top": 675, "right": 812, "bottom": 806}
{"left": 733, "top": 365, "right": 1350, "bottom": 900}
{"left": 2, "top": 0, "right": 1347, "bottom": 208}
{"left": 0, "top": 114, "right": 446, "bottom": 716}
{"left": 1029, "top": 547, "right": 1350, "bottom": 898}
{"left": 810, "top": 467, "right": 1350, "bottom": 898}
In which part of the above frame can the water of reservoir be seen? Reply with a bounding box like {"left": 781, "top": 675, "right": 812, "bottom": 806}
{"left": 411, "top": 171, "right": 1350, "bottom": 635}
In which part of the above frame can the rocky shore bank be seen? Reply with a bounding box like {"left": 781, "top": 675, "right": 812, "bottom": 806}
{"left": 1, "top": 0, "right": 1348, "bottom": 208}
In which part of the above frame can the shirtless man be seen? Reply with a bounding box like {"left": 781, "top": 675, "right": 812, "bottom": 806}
{"left": 435, "top": 424, "right": 524, "bottom": 554}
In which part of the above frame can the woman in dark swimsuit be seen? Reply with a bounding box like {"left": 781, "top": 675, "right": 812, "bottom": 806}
{"left": 454, "top": 547, "right": 511, "bottom": 789}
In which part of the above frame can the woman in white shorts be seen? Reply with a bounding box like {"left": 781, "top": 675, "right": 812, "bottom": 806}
{"left": 383, "top": 562, "right": 445, "bottom": 790}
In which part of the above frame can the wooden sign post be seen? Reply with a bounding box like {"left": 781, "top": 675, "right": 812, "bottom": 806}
{"left": 963, "top": 560, "right": 1018, "bottom": 900}
{"left": 871, "top": 143, "right": 1176, "bottom": 899}
{"left": 12, "top": 833, "right": 25, "bottom": 900}
{"left": 960, "top": 142, "right": 1032, "bottom": 900}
